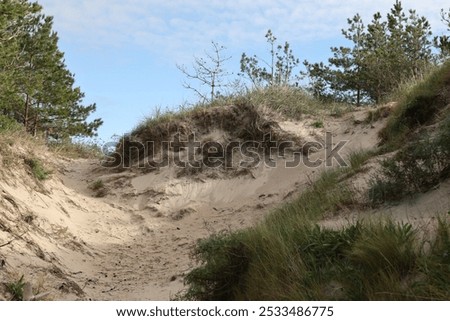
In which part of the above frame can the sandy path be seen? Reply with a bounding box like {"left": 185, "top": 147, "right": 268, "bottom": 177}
{"left": 60, "top": 153, "right": 315, "bottom": 299}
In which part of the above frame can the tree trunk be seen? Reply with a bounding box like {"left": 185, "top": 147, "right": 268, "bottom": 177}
{"left": 33, "top": 114, "right": 38, "bottom": 137}
{"left": 32, "top": 103, "right": 39, "bottom": 137}
{"left": 356, "top": 87, "right": 361, "bottom": 107}
{"left": 24, "top": 94, "right": 30, "bottom": 130}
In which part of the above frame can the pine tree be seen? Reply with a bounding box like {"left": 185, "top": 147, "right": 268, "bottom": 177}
{"left": 0, "top": 0, "right": 102, "bottom": 137}
{"left": 0, "top": 0, "right": 40, "bottom": 116}
{"left": 303, "top": 1, "right": 435, "bottom": 104}
{"left": 329, "top": 13, "right": 366, "bottom": 105}
{"left": 434, "top": 9, "right": 450, "bottom": 60}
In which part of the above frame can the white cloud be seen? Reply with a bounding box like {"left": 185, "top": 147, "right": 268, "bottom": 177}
{"left": 38, "top": 0, "right": 449, "bottom": 61}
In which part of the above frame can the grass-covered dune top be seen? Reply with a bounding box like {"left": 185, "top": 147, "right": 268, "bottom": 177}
{"left": 111, "top": 103, "right": 297, "bottom": 170}
{"left": 109, "top": 87, "right": 351, "bottom": 170}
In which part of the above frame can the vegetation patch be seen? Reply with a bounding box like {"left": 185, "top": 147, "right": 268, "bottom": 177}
{"left": 109, "top": 101, "right": 307, "bottom": 170}
{"left": 24, "top": 158, "right": 50, "bottom": 181}
{"left": 181, "top": 145, "right": 450, "bottom": 300}
{"left": 233, "top": 87, "right": 351, "bottom": 119}
{"left": 6, "top": 275, "right": 26, "bottom": 301}
{"left": 379, "top": 62, "right": 450, "bottom": 148}
{"left": 89, "top": 179, "right": 104, "bottom": 191}
{"left": 88, "top": 179, "right": 107, "bottom": 198}
{"left": 182, "top": 216, "right": 450, "bottom": 300}
{"left": 0, "top": 115, "right": 21, "bottom": 133}
{"left": 311, "top": 120, "right": 324, "bottom": 128}
{"left": 182, "top": 231, "right": 250, "bottom": 301}
{"left": 370, "top": 114, "right": 450, "bottom": 205}
{"left": 364, "top": 105, "right": 392, "bottom": 124}
{"left": 48, "top": 139, "right": 103, "bottom": 159}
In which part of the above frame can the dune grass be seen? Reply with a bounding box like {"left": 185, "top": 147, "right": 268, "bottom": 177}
{"left": 24, "top": 158, "right": 50, "bottom": 181}
{"left": 48, "top": 139, "right": 103, "bottom": 159}
{"left": 379, "top": 61, "right": 450, "bottom": 149}
{"left": 231, "top": 86, "right": 352, "bottom": 119}
{"left": 369, "top": 115, "right": 450, "bottom": 205}
{"left": 183, "top": 175, "right": 450, "bottom": 300}
{"left": 132, "top": 86, "right": 351, "bottom": 137}
{"left": 6, "top": 275, "right": 26, "bottom": 301}
{"left": 113, "top": 86, "right": 352, "bottom": 169}
{"left": 179, "top": 151, "right": 447, "bottom": 301}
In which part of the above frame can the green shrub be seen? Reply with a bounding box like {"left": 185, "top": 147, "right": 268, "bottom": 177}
{"left": 347, "top": 150, "right": 373, "bottom": 173}
{"left": 183, "top": 232, "right": 249, "bottom": 301}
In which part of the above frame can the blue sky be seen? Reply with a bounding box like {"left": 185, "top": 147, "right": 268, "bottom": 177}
{"left": 37, "top": 0, "right": 449, "bottom": 142}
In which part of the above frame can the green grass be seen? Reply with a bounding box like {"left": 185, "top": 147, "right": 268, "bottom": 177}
{"left": 89, "top": 179, "right": 104, "bottom": 191}
{"left": 181, "top": 151, "right": 367, "bottom": 300}
{"left": 6, "top": 275, "right": 26, "bottom": 301}
{"left": 370, "top": 62, "right": 450, "bottom": 205}
{"left": 134, "top": 86, "right": 350, "bottom": 133}
{"left": 183, "top": 215, "right": 450, "bottom": 300}
{"left": 24, "top": 158, "right": 50, "bottom": 181}
{"left": 363, "top": 105, "right": 392, "bottom": 124}
{"left": 311, "top": 120, "right": 324, "bottom": 128}
{"left": 88, "top": 179, "right": 107, "bottom": 197}
{"left": 379, "top": 61, "right": 450, "bottom": 149}
{"left": 232, "top": 86, "right": 352, "bottom": 119}
{"left": 370, "top": 114, "right": 450, "bottom": 205}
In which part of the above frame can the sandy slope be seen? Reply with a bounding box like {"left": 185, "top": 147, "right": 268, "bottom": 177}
{"left": 2, "top": 106, "right": 447, "bottom": 300}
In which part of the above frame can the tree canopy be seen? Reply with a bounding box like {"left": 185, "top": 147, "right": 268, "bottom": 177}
{"left": 0, "top": 0, "right": 102, "bottom": 137}
{"left": 304, "top": 1, "right": 442, "bottom": 105}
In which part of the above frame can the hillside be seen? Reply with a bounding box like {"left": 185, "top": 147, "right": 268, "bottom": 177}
{"left": 0, "top": 64, "right": 449, "bottom": 301}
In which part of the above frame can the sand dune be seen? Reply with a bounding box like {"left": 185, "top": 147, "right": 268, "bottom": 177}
{"left": 2, "top": 105, "right": 446, "bottom": 300}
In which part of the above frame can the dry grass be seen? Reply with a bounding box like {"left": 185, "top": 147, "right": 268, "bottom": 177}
{"left": 0, "top": 128, "right": 51, "bottom": 180}
{"left": 109, "top": 101, "right": 305, "bottom": 170}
